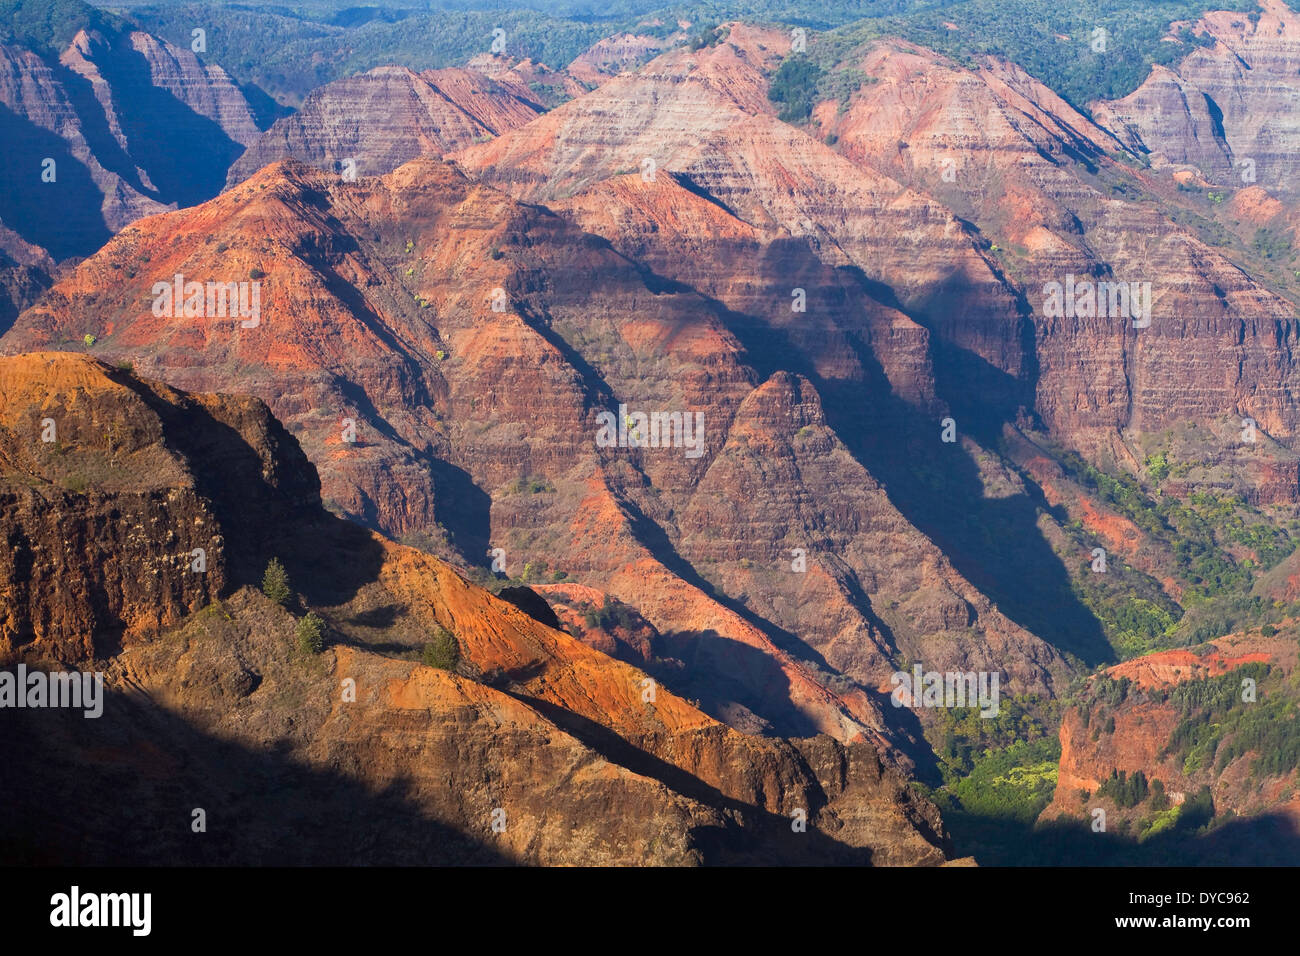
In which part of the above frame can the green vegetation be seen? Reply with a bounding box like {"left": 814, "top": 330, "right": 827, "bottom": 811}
{"left": 0, "top": 0, "right": 123, "bottom": 53}
{"left": 1096, "top": 768, "right": 1148, "bottom": 808}
{"left": 262, "top": 557, "right": 292, "bottom": 606}
{"left": 505, "top": 476, "right": 555, "bottom": 495}
{"left": 1144, "top": 451, "right": 1169, "bottom": 482}
{"left": 687, "top": 21, "right": 725, "bottom": 51}
{"left": 126, "top": 3, "right": 613, "bottom": 105}
{"left": 930, "top": 694, "right": 1058, "bottom": 778}
{"left": 422, "top": 625, "right": 460, "bottom": 671}
{"left": 810, "top": 0, "right": 1258, "bottom": 108}
{"left": 113, "top": 0, "right": 1258, "bottom": 114}
{"left": 296, "top": 612, "right": 324, "bottom": 654}
{"left": 1071, "top": 561, "right": 1182, "bottom": 659}
{"left": 582, "top": 597, "right": 639, "bottom": 633}
{"left": 1107, "top": 599, "right": 1179, "bottom": 659}
{"left": 1059, "top": 450, "right": 1296, "bottom": 654}
{"left": 1085, "top": 673, "right": 1132, "bottom": 712}
{"left": 1252, "top": 228, "right": 1294, "bottom": 262}
{"left": 936, "top": 737, "right": 1061, "bottom": 825}
{"left": 767, "top": 56, "right": 824, "bottom": 122}
{"left": 1132, "top": 783, "right": 1214, "bottom": 841}
{"left": 1160, "top": 663, "right": 1300, "bottom": 779}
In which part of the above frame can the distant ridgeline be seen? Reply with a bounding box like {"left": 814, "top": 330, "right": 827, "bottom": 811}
{"left": 109, "top": 0, "right": 1259, "bottom": 107}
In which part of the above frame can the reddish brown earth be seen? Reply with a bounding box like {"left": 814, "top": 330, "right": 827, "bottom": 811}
{"left": 0, "top": 352, "right": 955, "bottom": 866}
{"left": 532, "top": 581, "right": 658, "bottom": 665}
{"left": 2, "top": 147, "right": 1081, "bottom": 751}
{"left": 1094, "top": 0, "right": 1300, "bottom": 197}
{"left": 811, "top": 36, "right": 1300, "bottom": 467}
{"left": 0, "top": 351, "right": 315, "bottom": 660}
{"left": 565, "top": 33, "right": 671, "bottom": 87}
{"left": 455, "top": 26, "right": 1023, "bottom": 386}
{"left": 1043, "top": 632, "right": 1299, "bottom": 828}
{"left": 226, "top": 66, "right": 545, "bottom": 187}
{"left": 0, "top": 26, "right": 266, "bottom": 260}
{"left": 464, "top": 53, "right": 588, "bottom": 106}
{"left": 10, "top": 9, "right": 1300, "bottom": 858}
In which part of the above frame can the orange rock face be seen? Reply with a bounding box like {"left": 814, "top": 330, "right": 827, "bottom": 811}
{"left": 226, "top": 66, "right": 545, "bottom": 188}
{"left": 1, "top": 26, "right": 266, "bottom": 259}
{"left": 0, "top": 352, "right": 316, "bottom": 660}
{"left": 0, "top": 352, "right": 953, "bottom": 865}
{"left": 10, "top": 10, "right": 1300, "bottom": 865}
{"left": 3, "top": 149, "right": 1078, "bottom": 751}
{"left": 1044, "top": 633, "right": 1299, "bottom": 828}
{"left": 817, "top": 36, "right": 1300, "bottom": 461}
{"left": 1094, "top": 0, "right": 1300, "bottom": 196}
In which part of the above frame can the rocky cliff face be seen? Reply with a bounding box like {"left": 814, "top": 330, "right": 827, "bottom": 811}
{"left": 1, "top": 157, "right": 905, "bottom": 746}
{"left": 1042, "top": 632, "right": 1300, "bottom": 853}
{"left": 225, "top": 66, "right": 544, "bottom": 188}
{"left": 1093, "top": 0, "right": 1300, "bottom": 198}
{"left": 464, "top": 53, "right": 588, "bottom": 107}
{"left": 0, "top": 25, "right": 266, "bottom": 259}
{"left": 0, "top": 40, "right": 164, "bottom": 258}
{"left": 8, "top": 11, "right": 1300, "bottom": 855}
{"left": 797, "top": 36, "right": 1300, "bottom": 473}
{"left": 453, "top": 18, "right": 1300, "bottom": 483}
{"left": 565, "top": 32, "right": 670, "bottom": 87}
{"left": 0, "top": 351, "right": 955, "bottom": 866}
{"left": 455, "top": 26, "right": 1022, "bottom": 365}
{"left": 0, "top": 224, "right": 52, "bottom": 337}
{"left": 2, "top": 150, "right": 1087, "bottom": 753}
{"left": 0, "top": 351, "right": 316, "bottom": 660}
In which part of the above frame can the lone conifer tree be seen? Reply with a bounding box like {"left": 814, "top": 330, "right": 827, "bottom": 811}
{"left": 262, "top": 557, "right": 291, "bottom": 606}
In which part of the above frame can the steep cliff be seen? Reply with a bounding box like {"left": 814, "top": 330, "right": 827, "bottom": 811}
{"left": 1042, "top": 630, "right": 1300, "bottom": 859}
{"left": 0, "top": 23, "right": 266, "bottom": 259}
{"left": 0, "top": 351, "right": 954, "bottom": 866}
{"left": 4, "top": 156, "right": 922, "bottom": 746}
{"left": 0, "top": 351, "right": 316, "bottom": 660}
{"left": 226, "top": 66, "right": 544, "bottom": 188}
{"left": 796, "top": 35, "right": 1300, "bottom": 465}
{"left": 1093, "top": 0, "right": 1300, "bottom": 198}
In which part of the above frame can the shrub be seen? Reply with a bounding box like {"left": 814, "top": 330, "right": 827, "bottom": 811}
{"left": 1145, "top": 451, "right": 1169, "bottom": 482}
{"left": 687, "top": 22, "right": 720, "bottom": 51}
{"left": 262, "top": 557, "right": 291, "bottom": 606}
{"left": 582, "top": 597, "right": 638, "bottom": 632}
{"left": 422, "top": 625, "right": 460, "bottom": 670}
{"left": 296, "top": 612, "right": 324, "bottom": 654}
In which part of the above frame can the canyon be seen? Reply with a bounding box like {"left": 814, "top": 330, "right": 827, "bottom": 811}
{"left": 0, "top": 351, "right": 954, "bottom": 865}
{"left": 3, "top": 0, "right": 1300, "bottom": 865}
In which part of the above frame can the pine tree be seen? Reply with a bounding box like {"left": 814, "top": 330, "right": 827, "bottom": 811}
{"left": 262, "top": 557, "right": 291, "bottom": 606}
{"left": 296, "top": 612, "right": 324, "bottom": 655}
